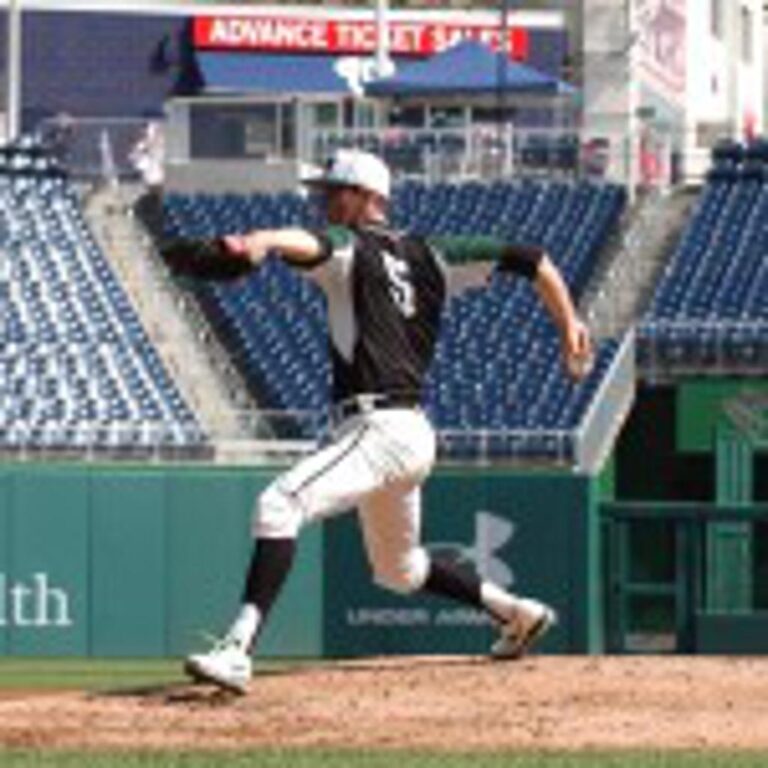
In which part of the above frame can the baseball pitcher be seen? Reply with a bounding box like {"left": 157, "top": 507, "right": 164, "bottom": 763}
{"left": 165, "top": 149, "right": 592, "bottom": 693}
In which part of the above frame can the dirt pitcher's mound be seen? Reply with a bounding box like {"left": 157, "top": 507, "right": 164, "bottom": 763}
{"left": 1, "top": 656, "right": 768, "bottom": 752}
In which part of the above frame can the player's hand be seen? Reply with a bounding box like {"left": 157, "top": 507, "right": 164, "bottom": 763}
{"left": 560, "top": 318, "right": 593, "bottom": 381}
{"left": 222, "top": 233, "right": 271, "bottom": 266}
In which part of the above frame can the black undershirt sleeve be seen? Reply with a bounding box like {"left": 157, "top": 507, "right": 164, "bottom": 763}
{"left": 159, "top": 237, "right": 255, "bottom": 281}
{"left": 496, "top": 243, "right": 546, "bottom": 279}
{"left": 429, "top": 235, "right": 545, "bottom": 280}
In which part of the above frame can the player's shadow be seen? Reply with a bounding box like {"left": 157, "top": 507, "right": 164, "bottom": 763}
{"left": 90, "top": 682, "right": 243, "bottom": 707}
{"left": 89, "top": 663, "right": 303, "bottom": 707}
{"left": 90, "top": 655, "right": 491, "bottom": 708}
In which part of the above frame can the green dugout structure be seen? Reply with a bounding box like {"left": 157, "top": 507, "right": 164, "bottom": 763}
{"left": 0, "top": 463, "right": 603, "bottom": 658}
{"left": 606, "top": 380, "right": 768, "bottom": 653}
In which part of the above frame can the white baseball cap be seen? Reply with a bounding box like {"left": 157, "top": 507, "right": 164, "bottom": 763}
{"left": 303, "top": 149, "right": 392, "bottom": 200}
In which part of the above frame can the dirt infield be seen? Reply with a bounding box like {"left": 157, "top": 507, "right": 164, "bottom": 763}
{"left": 1, "top": 656, "right": 768, "bottom": 752}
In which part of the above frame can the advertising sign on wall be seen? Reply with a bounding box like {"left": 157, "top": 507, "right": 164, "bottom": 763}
{"left": 0, "top": 573, "right": 72, "bottom": 629}
{"left": 0, "top": 466, "right": 599, "bottom": 659}
{"left": 193, "top": 15, "right": 531, "bottom": 60}
{"left": 323, "top": 471, "right": 601, "bottom": 656}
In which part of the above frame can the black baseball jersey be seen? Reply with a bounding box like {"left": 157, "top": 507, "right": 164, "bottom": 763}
{"left": 293, "top": 223, "right": 542, "bottom": 404}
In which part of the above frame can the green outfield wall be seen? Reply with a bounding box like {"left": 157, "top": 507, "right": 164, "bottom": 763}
{"left": 323, "top": 469, "right": 601, "bottom": 655}
{"left": 0, "top": 464, "right": 601, "bottom": 658}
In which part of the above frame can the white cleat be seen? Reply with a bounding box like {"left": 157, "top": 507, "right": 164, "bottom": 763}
{"left": 490, "top": 599, "right": 557, "bottom": 660}
{"left": 184, "top": 638, "right": 252, "bottom": 695}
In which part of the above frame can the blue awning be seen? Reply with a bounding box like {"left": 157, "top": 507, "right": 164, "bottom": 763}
{"left": 196, "top": 52, "right": 354, "bottom": 95}
{"left": 366, "top": 40, "right": 573, "bottom": 98}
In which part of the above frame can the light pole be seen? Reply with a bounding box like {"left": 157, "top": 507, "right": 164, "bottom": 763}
{"left": 497, "top": 0, "right": 510, "bottom": 123}
{"left": 374, "top": 0, "right": 394, "bottom": 79}
{"left": 496, "top": 0, "right": 511, "bottom": 173}
{"left": 6, "top": 0, "right": 22, "bottom": 142}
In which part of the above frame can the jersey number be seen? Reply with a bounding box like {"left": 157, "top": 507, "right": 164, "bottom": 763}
{"left": 382, "top": 251, "right": 416, "bottom": 318}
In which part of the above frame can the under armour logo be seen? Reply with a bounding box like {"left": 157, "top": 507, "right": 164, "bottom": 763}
{"left": 428, "top": 511, "right": 516, "bottom": 589}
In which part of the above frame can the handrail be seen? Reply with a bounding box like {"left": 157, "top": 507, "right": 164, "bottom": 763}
{"left": 638, "top": 319, "right": 768, "bottom": 376}
{"left": 602, "top": 501, "right": 768, "bottom": 522}
{"left": 573, "top": 327, "right": 635, "bottom": 473}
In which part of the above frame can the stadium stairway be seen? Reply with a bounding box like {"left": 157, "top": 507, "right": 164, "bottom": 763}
{"left": 583, "top": 186, "right": 698, "bottom": 339}
{"left": 83, "top": 183, "right": 251, "bottom": 450}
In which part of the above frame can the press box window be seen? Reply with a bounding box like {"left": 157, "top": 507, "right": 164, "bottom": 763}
{"left": 190, "top": 103, "right": 293, "bottom": 160}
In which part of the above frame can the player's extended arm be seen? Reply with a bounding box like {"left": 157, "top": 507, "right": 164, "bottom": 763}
{"left": 222, "top": 229, "right": 325, "bottom": 268}
{"left": 533, "top": 256, "right": 593, "bottom": 380}
{"left": 159, "top": 236, "right": 258, "bottom": 281}
{"left": 161, "top": 227, "right": 348, "bottom": 281}
{"left": 433, "top": 236, "right": 593, "bottom": 380}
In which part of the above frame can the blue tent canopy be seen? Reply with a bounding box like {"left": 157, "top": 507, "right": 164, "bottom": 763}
{"left": 366, "top": 40, "right": 573, "bottom": 98}
{"left": 197, "top": 52, "right": 353, "bottom": 95}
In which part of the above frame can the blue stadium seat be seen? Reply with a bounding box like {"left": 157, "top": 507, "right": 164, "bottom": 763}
{"left": 641, "top": 139, "right": 768, "bottom": 369}
{"left": 0, "top": 146, "right": 207, "bottom": 455}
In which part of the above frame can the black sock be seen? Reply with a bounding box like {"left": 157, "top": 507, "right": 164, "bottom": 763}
{"left": 422, "top": 556, "right": 484, "bottom": 610}
{"left": 241, "top": 538, "right": 296, "bottom": 620}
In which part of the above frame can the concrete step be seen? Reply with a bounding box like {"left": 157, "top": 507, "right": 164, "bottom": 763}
{"left": 82, "top": 184, "right": 250, "bottom": 445}
{"left": 584, "top": 186, "right": 698, "bottom": 339}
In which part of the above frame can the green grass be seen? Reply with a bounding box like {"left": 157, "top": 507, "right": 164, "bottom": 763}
{"left": 1, "top": 751, "right": 768, "bottom": 768}
{"left": 0, "top": 658, "right": 186, "bottom": 691}
{"left": 0, "top": 657, "right": 307, "bottom": 692}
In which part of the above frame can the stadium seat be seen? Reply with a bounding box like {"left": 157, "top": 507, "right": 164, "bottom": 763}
{"left": 641, "top": 141, "right": 768, "bottom": 370}
{"left": 0, "top": 144, "right": 207, "bottom": 455}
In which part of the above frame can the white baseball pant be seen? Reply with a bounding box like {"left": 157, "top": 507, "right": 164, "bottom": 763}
{"left": 253, "top": 407, "right": 436, "bottom": 594}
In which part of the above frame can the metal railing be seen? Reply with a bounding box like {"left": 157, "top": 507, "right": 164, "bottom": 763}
{"left": 435, "top": 427, "right": 575, "bottom": 467}
{"left": 26, "top": 116, "right": 724, "bottom": 197}
{"left": 0, "top": 420, "right": 212, "bottom": 463}
{"left": 36, "top": 116, "right": 161, "bottom": 183}
{"left": 583, "top": 186, "right": 669, "bottom": 338}
{"left": 0, "top": 407, "right": 619, "bottom": 468}
{"left": 310, "top": 125, "right": 642, "bottom": 185}
{"left": 0, "top": 410, "right": 320, "bottom": 464}
{"left": 638, "top": 320, "right": 768, "bottom": 378}
{"left": 27, "top": 114, "right": 737, "bottom": 195}
{"left": 85, "top": 182, "right": 257, "bottom": 443}
{"left": 574, "top": 328, "right": 636, "bottom": 473}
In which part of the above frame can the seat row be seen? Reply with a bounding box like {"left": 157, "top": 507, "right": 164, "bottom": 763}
{"left": 641, "top": 141, "right": 768, "bottom": 371}
{"left": 0, "top": 150, "right": 206, "bottom": 454}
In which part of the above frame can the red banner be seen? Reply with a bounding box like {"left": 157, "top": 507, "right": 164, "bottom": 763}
{"left": 193, "top": 16, "right": 530, "bottom": 59}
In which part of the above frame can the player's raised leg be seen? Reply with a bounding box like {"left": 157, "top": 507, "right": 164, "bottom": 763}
{"left": 359, "top": 486, "right": 556, "bottom": 660}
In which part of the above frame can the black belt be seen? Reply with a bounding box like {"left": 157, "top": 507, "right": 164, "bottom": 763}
{"left": 331, "top": 393, "right": 421, "bottom": 422}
